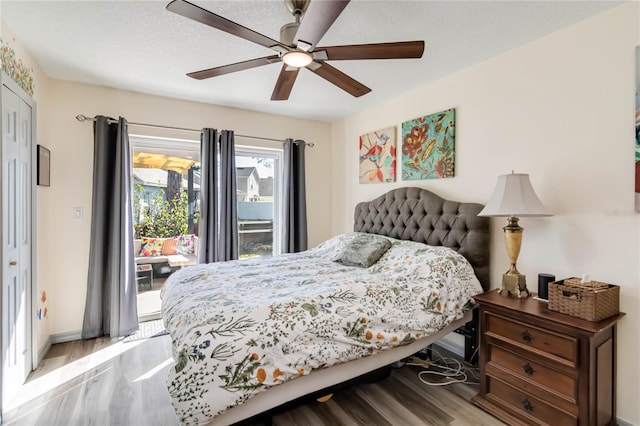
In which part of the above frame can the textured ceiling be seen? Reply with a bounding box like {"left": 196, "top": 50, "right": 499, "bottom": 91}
{"left": 1, "top": 1, "right": 622, "bottom": 122}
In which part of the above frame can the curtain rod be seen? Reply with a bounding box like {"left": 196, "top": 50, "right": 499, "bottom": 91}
{"left": 75, "top": 114, "right": 314, "bottom": 147}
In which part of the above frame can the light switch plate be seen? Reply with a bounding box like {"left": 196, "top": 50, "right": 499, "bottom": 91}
{"left": 73, "top": 207, "right": 83, "bottom": 220}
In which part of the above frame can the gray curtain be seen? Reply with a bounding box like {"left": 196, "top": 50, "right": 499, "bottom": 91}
{"left": 198, "top": 128, "right": 219, "bottom": 263}
{"left": 82, "top": 116, "right": 139, "bottom": 339}
{"left": 198, "top": 129, "right": 238, "bottom": 263}
{"left": 282, "top": 139, "right": 308, "bottom": 253}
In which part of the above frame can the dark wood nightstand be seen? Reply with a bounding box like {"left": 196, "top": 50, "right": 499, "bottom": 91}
{"left": 472, "top": 290, "right": 624, "bottom": 426}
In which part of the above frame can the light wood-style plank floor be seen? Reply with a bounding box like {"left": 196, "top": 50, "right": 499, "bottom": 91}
{"left": 3, "top": 334, "right": 505, "bottom": 425}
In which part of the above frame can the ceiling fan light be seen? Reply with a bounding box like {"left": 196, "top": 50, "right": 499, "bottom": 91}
{"left": 282, "top": 51, "right": 312, "bottom": 68}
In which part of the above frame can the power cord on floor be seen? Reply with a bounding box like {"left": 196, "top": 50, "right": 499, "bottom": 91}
{"left": 407, "top": 347, "right": 480, "bottom": 387}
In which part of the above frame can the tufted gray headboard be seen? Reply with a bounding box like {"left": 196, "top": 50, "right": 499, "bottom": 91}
{"left": 354, "top": 187, "right": 491, "bottom": 291}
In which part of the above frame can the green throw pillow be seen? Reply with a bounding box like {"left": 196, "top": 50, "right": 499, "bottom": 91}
{"left": 333, "top": 234, "right": 392, "bottom": 268}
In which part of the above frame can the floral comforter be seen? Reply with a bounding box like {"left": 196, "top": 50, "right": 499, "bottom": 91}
{"left": 161, "top": 233, "right": 483, "bottom": 425}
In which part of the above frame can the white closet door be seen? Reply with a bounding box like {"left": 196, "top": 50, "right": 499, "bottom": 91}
{"left": 2, "top": 84, "right": 32, "bottom": 408}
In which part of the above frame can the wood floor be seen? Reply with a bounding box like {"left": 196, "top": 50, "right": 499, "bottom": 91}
{"left": 3, "top": 334, "right": 505, "bottom": 426}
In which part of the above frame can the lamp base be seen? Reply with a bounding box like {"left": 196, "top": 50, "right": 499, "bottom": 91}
{"left": 497, "top": 271, "right": 530, "bottom": 298}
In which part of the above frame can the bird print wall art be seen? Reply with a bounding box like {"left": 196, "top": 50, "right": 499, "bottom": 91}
{"left": 359, "top": 127, "right": 397, "bottom": 183}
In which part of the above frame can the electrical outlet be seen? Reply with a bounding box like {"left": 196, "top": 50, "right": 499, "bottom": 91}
{"left": 73, "top": 207, "right": 83, "bottom": 220}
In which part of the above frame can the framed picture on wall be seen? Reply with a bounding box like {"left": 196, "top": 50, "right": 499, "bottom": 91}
{"left": 37, "top": 145, "right": 50, "bottom": 186}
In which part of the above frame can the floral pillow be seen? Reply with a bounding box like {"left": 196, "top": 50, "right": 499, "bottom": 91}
{"left": 139, "top": 237, "right": 163, "bottom": 257}
{"left": 176, "top": 234, "right": 196, "bottom": 255}
{"left": 332, "top": 233, "right": 392, "bottom": 268}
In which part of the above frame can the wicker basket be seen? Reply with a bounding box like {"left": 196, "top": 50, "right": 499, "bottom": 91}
{"left": 548, "top": 277, "right": 619, "bottom": 322}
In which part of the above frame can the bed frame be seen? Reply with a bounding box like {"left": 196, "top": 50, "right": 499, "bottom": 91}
{"left": 209, "top": 187, "right": 490, "bottom": 425}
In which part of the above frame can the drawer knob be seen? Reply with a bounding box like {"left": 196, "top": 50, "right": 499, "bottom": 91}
{"left": 522, "top": 362, "right": 535, "bottom": 376}
{"left": 521, "top": 398, "right": 534, "bottom": 413}
{"left": 521, "top": 330, "right": 533, "bottom": 343}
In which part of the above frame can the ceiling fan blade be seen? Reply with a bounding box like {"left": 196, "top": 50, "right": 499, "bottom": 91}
{"left": 187, "top": 55, "right": 281, "bottom": 80}
{"left": 294, "top": 0, "right": 349, "bottom": 51}
{"left": 167, "top": 0, "right": 286, "bottom": 51}
{"left": 308, "top": 62, "right": 370, "bottom": 98}
{"left": 271, "top": 64, "right": 300, "bottom": 101}
{"left": 316, "top": 41, "right": 425, "bottom": 61}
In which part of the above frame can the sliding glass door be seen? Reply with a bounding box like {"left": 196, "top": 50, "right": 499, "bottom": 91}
{"left": 130, "top": 135, "right": 201, "bottom": 320}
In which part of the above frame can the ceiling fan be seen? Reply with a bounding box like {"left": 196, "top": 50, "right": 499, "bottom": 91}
{"left": 166, "top": 0, "right": 425, "bottom": 100}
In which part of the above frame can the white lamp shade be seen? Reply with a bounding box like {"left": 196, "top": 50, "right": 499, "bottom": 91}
{"left": 478, "top": 173, "right": 552, "bottom": 217}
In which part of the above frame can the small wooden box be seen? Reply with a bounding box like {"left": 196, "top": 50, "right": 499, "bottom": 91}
{"left": 548, "top": 277, "right": 619, "bottom": 322}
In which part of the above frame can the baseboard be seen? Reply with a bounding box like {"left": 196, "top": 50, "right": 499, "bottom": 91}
{"left": 616, "top": 417, "right": 635, "bottom": 426}
{"left": 434, "top": 335, "right": 464, "bottom": 358}
{"left": 36, "top": 334, "right": 52, "bottom": 366}
{"left": 50, "top": 330, "right": 82, "bottom": 345}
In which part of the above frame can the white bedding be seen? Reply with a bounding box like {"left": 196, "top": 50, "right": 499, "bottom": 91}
{"left": 161, "top": 233, "right": 483, "bottom": 425}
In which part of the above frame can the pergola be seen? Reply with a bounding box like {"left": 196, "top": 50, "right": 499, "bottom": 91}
{"left": 133, "top": 151, "right": 200, "bottom": 233}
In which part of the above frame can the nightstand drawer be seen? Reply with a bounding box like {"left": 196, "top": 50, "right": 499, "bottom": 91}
{"left": 486, "top": 313, "right": 578, "bottom": 365}
{"left": 487, "top": 377, "right": 577, "bottom": 426}
{"left": 488, "top": 345, "right": 577, "bottom": 401}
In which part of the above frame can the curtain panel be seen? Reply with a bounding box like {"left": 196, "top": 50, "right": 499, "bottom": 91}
{"left": 82, "top": 116, "right": 139, "bottom": 339}
{"left": 282, "top": 139, "right": 308, "bottom": 253}
{"left": 198, "top": 129, "right": 238, "bottom": 263}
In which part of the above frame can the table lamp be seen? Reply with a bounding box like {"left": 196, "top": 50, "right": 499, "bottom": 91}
{"left": 479, "top": 172, "right": 552, "bottom": 298}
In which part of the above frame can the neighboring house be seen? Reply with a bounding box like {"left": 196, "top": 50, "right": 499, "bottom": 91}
{"left": 259, "top": 177, "right": 274, "bottom": 202}
{"left": 133, "top": 168, "right": 201, "bottom": 204}
{"left": 236, "top": 167, "right": 260, "bottom": 201}
{"left": 133, "top": 168, "right": 169, "bottom": 206}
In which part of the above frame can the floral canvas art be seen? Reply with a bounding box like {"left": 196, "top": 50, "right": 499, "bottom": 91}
{"left": 401, "top": 108, "right": 455, "bottom": 180}
{"left": 359, "top": 127, "right": 396, "bottom": 183}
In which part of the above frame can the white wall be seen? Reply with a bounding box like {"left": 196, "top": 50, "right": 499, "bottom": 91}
{"left": 330, "top": 3, "right": 639, "bottom": 424}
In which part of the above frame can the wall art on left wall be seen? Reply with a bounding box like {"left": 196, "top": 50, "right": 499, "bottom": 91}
{"left": 359, "top": 126, "right": 396, "bottom": 184}
{"left": 37, "top": 145, "right": 50, "bottom": 186}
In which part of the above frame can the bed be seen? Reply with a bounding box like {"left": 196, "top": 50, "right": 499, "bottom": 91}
{"left": 161, "top": 187, "right": 490, "bottom": 425}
